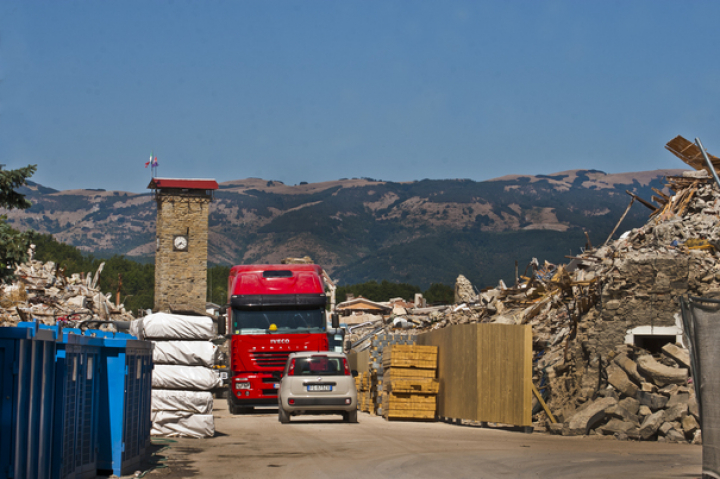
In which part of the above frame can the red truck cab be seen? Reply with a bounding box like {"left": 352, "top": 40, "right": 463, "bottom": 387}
{"left": 226, "top": 264, "right": 330, "bottom": 413}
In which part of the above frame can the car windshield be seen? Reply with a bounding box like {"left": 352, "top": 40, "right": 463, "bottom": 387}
{"left": 232, "top": 308, "right": 325, "bottom": 334}
{"left": 293, "top": 356, "right": 345, "bottom": 376}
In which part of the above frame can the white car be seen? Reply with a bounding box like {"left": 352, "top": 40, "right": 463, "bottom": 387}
{"left": 278, "top": 351, "right": 358, "bottom": 423}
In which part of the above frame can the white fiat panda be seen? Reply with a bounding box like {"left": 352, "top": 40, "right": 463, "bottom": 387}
{"left": 278, "top": 351, "right": 358, "bottom": 423}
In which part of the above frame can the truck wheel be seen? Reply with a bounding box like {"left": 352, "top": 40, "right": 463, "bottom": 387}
{"left": 279, "top": 407, "right": 290, "bottom": 424}
{"left": 345, "top": 410, "right": 358, "bottom": 423}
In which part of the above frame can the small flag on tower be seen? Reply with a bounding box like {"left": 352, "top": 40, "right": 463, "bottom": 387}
{"left": 145, "top": 151, "right": 153, "bottom": 168}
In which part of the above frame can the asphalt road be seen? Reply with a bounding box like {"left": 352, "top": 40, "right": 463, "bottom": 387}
{"left": 146, "top": 402, "right": 702, "bottom": 479}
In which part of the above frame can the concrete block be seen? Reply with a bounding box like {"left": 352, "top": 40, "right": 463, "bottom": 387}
{"left": 664, "top": 403, "right": 688, "bottom": 423}
{"left": 682, "top": 414, "right": 699, "bottom": 436}
{"left": 636, "top": 391, "right": 669, "bottom": 411}
{"left": 665, "top": 392, "right": 690, "bottom": 409}
{"left": 665, "top": 428, "right": 686, "bottom": 443}
{"left": 618, "top": 397, "right": 640, "bottom": 415}
{"left": 639, "top": 410, "right": 666, "bottom": 440}
{"left": 659, "top": 422, "right": 674, "bottom": 436}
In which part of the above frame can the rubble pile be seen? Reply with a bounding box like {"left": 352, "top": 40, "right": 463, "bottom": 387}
{"left": 547, "top": 342, "right": 701, "bottom": 444}
{"left": 0, "top": 245, "right": 135, "bottom": 328}
{"left": 347, "top": 166, "right": 720, "bottom": 443}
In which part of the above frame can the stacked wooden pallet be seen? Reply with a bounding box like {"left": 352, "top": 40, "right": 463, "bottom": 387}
{"left": 381, "top": 344, "right": 439, "bottom": 421}
{"left": 356, "top": 372, "right": 373, "bottom": 413}
{"left": 369, "top": 333, "right": 416, "bottom": 415}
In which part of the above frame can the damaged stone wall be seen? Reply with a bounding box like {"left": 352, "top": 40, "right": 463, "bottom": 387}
{"left": 349, "top": 170, "right": 719, "bottom": 443}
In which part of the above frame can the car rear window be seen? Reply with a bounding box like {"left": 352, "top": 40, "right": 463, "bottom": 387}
{"left": 293, "top": 356, "right": 344, "bottom": 376}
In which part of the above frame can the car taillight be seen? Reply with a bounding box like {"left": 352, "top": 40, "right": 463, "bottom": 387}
{"left": 343, "top": 357, "right": 351, "bottom": 376}
{"left": 288, "top": 358, "right": 296, "bottom": 376}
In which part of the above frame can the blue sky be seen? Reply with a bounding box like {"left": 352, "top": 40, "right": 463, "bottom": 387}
{"left": 1, "top": 1, "right": 719, "bottom": 193}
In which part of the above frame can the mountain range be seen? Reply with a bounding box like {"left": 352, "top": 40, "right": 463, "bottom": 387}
{"left": 5, "top": 169, "right": 686, "bottom": 289}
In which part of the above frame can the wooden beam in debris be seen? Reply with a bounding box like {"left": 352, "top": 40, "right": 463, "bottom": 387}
{"left": 604, "top": 196, "right": 635, "bottom": 246}
{"left": 625, "top": 190, "right": 657, "bottom": 212}
{"left": 665, "top": 135, "right": 720, "bottom": 173}
{"left": 652, "top": 187, "right": 671, "bottom": 202}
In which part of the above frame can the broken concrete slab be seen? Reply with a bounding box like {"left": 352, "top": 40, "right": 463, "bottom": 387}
{"left": 636, "top": 355, "right": 688, "bottom": 387}
{"left": 613, "top": 353, "right": 645, "bottom": 385}
{"left": 563, "top": 397, "right": 618, "bottom": 436}
{"left": 607, "top": 363, "right": 639, "bottom": 398}
{"left": 599, "top": 418, "right": 637, "bottom": 436}
{"left": 605, "top": 404, "right": 639, "bottom": 425}
{"left": 661, "top": 343, "right": 691, "bottom": 370}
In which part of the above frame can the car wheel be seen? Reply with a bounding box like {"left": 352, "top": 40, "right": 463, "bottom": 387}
{"left": 345, "top": 410, "right": 358, "bottom": 423}
{"left": 279, "top": 407, "right": 290, "bottom": 424}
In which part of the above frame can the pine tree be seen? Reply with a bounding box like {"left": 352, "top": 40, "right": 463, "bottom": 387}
{"left": 0, "top": 165, "right": 37, "bottom": 283}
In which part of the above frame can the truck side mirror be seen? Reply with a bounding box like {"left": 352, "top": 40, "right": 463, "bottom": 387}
{"left": 217, "top": 316, "right": 226, "bottom": 336}
{"left": 331, "top": 313, "right": 339, "bottom": 329}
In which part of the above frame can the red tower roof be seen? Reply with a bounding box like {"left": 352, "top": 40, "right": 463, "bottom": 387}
{"left": 148, "top": 178, "right": 219, "bottom": 190}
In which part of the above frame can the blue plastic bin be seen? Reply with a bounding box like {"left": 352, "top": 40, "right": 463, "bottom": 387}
{"left": 97, "top": 332, "right": 153, "bottom": 477}
{"left": 49, "top": 328, "right": 103, "bottom": 479}
{"left": 0, "top": 322, "right": 57, "bottom": 479}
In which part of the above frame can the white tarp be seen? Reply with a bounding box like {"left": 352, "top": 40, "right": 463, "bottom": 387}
{"left": 152, "top": 365, "right": 223, "bottom": 391}
{"left": 151, "top": 389, "right": 214, "bottom": 414}
{"left": 151, "top": 411, "right": 215, "bottom": 438}
{"left": 153, "top": 341, "right": 218, "bottom": 367}
{"left": 131, "top": 312, "right": 215, "bottom": 340}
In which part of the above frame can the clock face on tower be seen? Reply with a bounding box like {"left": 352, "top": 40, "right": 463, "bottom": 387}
{"left": 173, "top": 235, "right": 189, "bottom": 252}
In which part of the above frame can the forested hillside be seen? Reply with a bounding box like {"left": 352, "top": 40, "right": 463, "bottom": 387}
{"left": 5, "top": 169, "right": 685, "bottom": 290}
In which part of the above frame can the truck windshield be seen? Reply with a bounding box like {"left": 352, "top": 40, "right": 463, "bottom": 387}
{"left": 232, "top": 308, "right": 325, "bottom": 334}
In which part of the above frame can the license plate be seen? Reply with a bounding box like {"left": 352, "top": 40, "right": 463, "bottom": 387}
{"left": 307, "top": 384, "right": 332, "bottom": 392}
{"left": 273, "top": 383, "right": 280, "bottom": 389}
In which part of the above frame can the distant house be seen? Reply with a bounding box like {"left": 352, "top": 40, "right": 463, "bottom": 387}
{"left": 336, "top": 297, "right": 392, "bottom": 316}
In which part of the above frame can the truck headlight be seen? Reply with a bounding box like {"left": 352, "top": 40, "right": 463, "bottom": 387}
{"left": 235, "top": 382, "right": 251, "bottom": 390}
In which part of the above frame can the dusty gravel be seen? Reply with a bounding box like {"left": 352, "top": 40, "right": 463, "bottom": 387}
{"left": 141, "top": 401, "right": 701, "bottom": 479}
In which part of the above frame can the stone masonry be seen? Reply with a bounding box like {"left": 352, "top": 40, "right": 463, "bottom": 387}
{"left": 154, "top": 189, "right": 213, "bottom": 313}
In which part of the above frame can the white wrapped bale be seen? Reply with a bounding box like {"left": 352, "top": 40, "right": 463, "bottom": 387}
{"left": 131, "top": 312, "right": 215, "bottom": 340}
{"left": 153, "top": 341, "right": 218, "bottom": 367}
{"left": 151, "top": 390, "right": 213, "bottom": 414}
{"left": 151, "top": 411, "right": 215, "bottom": 438}
{"left": 152, "top": 365, "right": 223, "bottom": 391}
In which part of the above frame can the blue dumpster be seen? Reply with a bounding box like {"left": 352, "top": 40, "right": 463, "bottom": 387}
{"left": 50, "top": 328, "right": 103, "bottom": 479}
{"left": 97, "top": 332, "right": 153, "bottom": 477}
{"left": 0, "top": 322, "right": 57, "bottom": 479}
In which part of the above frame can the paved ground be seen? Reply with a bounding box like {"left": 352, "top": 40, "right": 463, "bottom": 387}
{"left": 144, "top": 402, "right": 702, "bottom": 479}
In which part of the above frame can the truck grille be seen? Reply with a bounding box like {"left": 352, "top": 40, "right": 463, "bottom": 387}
{"left": 251, "top": 351, "right": 290, "bottom": 368}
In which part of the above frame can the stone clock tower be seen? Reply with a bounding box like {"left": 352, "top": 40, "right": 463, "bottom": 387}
{"left": 149, "top": 178, "right": 218, "bottom": 313}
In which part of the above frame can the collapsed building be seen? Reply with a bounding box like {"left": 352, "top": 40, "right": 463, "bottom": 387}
{"left": 347, "top": 136, "right": 719, "bottom": 443}
{"left": 0, "top": 246, "right": 135, "bottom": 327}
